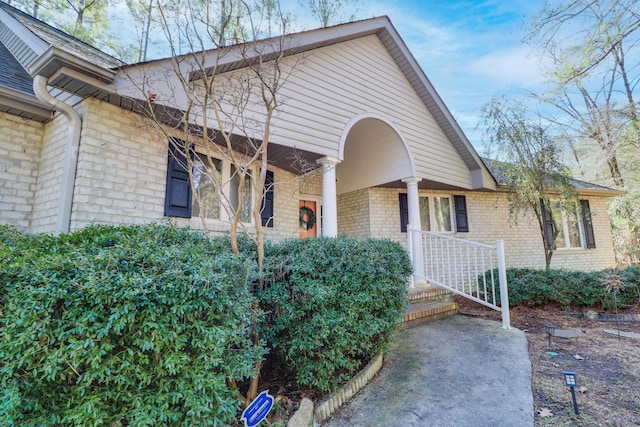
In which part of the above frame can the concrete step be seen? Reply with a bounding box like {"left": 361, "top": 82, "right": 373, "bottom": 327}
{"left": 400, "top": 300, "right": 458, "bottom": 330}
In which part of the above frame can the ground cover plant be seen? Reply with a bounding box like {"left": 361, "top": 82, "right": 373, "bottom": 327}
{"left": 483, "top": 267, "right": 640, "bottom": 310}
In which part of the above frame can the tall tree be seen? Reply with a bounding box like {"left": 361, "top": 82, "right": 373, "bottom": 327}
{"left": 527, "top": 0, "right": 640, "bottom": 263}
{"left": 122, "top": 0, "right": 305, "bottom": 403}
{"left": 527, "top": 0, "right": 640, "bottom": 183}
{"left": 125, "top": 0, "right": 155, "bottom": 61}
{"left": 9, "top": 0, "right": 114, "bottom": 50}
{"left": 302, "top": 0, "right": 360, "bottom": 27}
{"left": 481, "top": 98, "right": 578, "bottom": 269}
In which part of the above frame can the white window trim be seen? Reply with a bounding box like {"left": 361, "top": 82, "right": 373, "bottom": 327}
{"left": 554, "top": 202, "right": 586, "bottom": 251}
{"left": 419, "top": 194, "right": 455, "bottom": 234}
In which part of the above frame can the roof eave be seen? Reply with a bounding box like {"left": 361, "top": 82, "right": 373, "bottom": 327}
{"left": 497, "top": 184, "right": 623, "bottom": 198}
{"left": 29, "top": 46, "right": 116, "bottom": 83}
{"left": 0, "top": 85, "right": 52, "bottom": 121}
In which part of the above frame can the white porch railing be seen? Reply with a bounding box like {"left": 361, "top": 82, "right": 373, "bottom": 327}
{"left": 407, "top": 226, "right": 511, "bottom": 329}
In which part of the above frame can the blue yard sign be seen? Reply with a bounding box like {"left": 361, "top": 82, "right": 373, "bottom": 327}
{"left": 241, "top": 390, "right": 274, "bottom": 427}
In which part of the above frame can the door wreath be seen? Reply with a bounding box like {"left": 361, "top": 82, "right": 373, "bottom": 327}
{"left": 299, "top": 206, "right": 316, "bottom": 230}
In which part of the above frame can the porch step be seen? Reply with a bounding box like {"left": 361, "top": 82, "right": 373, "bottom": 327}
{"left": 400, "top": 286, "right": 458, "bottom": 330}
{"left": 408, "top": 286, "right": 454, "bottom": 304}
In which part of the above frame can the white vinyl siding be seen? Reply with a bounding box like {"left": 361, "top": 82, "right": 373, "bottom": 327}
{"left": 205, "top": 36, "right": 472, "bottom": 189}
{"left": 272, "top": 36, "right": 471, "bottom": 188}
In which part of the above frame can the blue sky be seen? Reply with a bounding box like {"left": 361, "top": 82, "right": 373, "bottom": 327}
{"left": 351, "top": 0, "right": 547, "bottom": 148}
{"left": 113, "top": 0, "right": 548, "bottom": 149}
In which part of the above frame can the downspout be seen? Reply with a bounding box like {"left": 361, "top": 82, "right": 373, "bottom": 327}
{"left": 33, "top": 75, "right": 82, "bottom": 234}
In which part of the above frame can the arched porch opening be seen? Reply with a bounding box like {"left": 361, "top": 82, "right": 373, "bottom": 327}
{"left": 334, "top": 115, "right": 416, "bottom": 239}
{"left": 337, "top": 115, "right": 414, "bottom": 195}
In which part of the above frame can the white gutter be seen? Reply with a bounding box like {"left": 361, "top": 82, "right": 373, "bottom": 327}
{"left": 33, "top": 75, "right": 82, "bottom": 234}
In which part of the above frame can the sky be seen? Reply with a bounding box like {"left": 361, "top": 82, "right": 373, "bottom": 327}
{"left": 110, "top": 0, "right": 550, "bottom": 150}
{"left": 350, "top": 0, "right": 548, "bottom": 149}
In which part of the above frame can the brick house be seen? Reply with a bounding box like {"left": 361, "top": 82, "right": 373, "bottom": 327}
{"left": 0, "top": 2, "right": 619, "bottom": 274}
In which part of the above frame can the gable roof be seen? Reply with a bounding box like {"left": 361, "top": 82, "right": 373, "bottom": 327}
{"left": 118, "top": 17, "right": 494, "bottom": 186}
{"left": 482, "top": 158, "right": 622, "bottom": 197}
{"left": 0, "top": 1, "right": 122, "bottom": 75}
{"left": 0, "top": 40, "right": 31, "bottom": 94}
{"left": 0, "top": 37, "right": 51, "bottom": 121}
{"left": 0, "top": 6, "right": 494, "bottom": 186}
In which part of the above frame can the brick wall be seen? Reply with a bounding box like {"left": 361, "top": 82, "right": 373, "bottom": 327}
{"left": 69, "top": 99, "right": 305, "bottom": 240}
{"left": 70, "top": 98, "right": 166, "bottom": 230}
{"left": 30, "top": 112, "right": 68, "bottom": 233}
{"left": 337, "top": 188, "right": 370, "bottom": 238}
{"left": 0, "top": 112, "right": 43, "bottom": 231}
{"left": 354, "top": 187, "right": 616, "bottom": 272}
{"left": 2, "top": 99, "right": 618, "bottom": 272}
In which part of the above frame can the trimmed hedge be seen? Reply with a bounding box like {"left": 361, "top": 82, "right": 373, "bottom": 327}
{"left": 0, "top": 224, "right": 263, "bottom": 426}
{"left": 260, "top": 237, "right": 412, "bottom": 392}
{"left": 484, "top": 267, "right": 640, "bottom": 309}
{"left": 1, "top": 226, "right": 414, "bottom": 422}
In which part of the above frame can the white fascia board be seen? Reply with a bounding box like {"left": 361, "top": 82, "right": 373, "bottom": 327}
{"left": 0, "top": 8, "right": 49, "bottom": 56}
{"left": 28, "top": 46, "right": 116, "bottom": 82}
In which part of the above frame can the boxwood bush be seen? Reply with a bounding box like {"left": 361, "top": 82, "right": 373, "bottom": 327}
{"left": 483, "top": 267, "right": 640, "bottom": 310}
{"left": 260, "top": 237, "right": 412, "bottom": 392}
{"left": 0, "top": 224, "right": 263, "bottom": 426}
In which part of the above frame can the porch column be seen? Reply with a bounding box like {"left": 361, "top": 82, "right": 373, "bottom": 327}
{"left": 317, "top": 156, "right": 341, "bottom": 237}
{"left": 403, "top": 177, "right": 424, "bottom": 282}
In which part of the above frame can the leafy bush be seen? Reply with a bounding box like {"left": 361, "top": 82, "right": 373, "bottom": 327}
{"left": 260, "top": 237, "right": 411, "bottom": 392}
{"left": 483, "top": 266, "right": 640, "bottom": 310}
{"left": 0, "top": 224, "right": 263, "bottom": 426}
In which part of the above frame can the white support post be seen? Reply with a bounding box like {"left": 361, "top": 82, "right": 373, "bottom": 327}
{"left": 407, "top": 224, "right": 415, "bottom": 288}
{"left": 496, "top": 240, "right": 511, "bottom": 329}
{"left": 403, "top": 177, "right": 423, "bottom": 283}
{"left": 317, "top": 156, "right": 341, "bottom": 237}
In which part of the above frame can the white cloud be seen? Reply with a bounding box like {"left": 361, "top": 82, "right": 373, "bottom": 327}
{"left": 467, "top": 45, "right": 545, "bottom": 89}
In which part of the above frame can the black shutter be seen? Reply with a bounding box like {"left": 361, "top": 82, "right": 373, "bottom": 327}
{"left": 399, "top": 193, "right": 408, "bottom": 232}
{"left": 540, "top": 199, "right": 555, "bottom": 249}
{"left": 454, "top": 195, "right": 469, "bottom": 232}
{"left": 164, "top": 138, "right": 193, "bottom": 218}
{"left": 580, "top": 199, "right": 596, "bottom": 249}
{"left": 261, "top": 170, "right": 274, "bottom": 227}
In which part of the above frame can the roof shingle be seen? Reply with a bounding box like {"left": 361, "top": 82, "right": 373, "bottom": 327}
{"left": 0, "top": 40, "right": 33, "bottom": 95}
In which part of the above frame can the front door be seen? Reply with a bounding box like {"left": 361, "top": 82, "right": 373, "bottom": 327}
{"left": 299, "top": 200, "right": 318, "bottom": 238}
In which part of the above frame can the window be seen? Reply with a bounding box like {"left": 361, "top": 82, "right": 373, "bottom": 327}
{"left": 418, "top": 196, "right": 451, "bottom": 232}
{"left": 400, "top": 194, "right": 466, "bottom": 233}
{"left": 192, "top": 155, "right": 221, "bottom": 220}
{"left": 541, "top": 199, "right": 596, "bottom": 250}
{"left": 164, "top": 139, "right": 272, "bottom": 226}
{"left": 551, "top": 202, "right": 582, "bottom": 249}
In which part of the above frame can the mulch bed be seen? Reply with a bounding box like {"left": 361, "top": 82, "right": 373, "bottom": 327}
{"left": 456, "top": 296, "right": 640, "bottom": 426}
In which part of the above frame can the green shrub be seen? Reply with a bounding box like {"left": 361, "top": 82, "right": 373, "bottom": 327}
{"left": 260, "top": 237, "right": 411, "bottom": 392}
{"left": 0, "top": 224, "right": 263, "bottom": 426}
{"left": 484, "top": 266, "right": 640, "bottom": 309}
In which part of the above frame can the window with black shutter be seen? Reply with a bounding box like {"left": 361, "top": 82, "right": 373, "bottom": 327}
{"left": 580, "top": 199, "right": 596, "bottom": 249}
{"left": 454, "top": 195, "right": 469, "bottom": 232}
{"left": 261, "top": 170, "right": 274, "bottom": 227}
{"left": 164, "top": 139, "right": 193, "bottom": 218}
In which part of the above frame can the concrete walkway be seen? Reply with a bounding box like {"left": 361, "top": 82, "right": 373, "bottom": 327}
{"left": 323, "top": 315, "right": 533, "bottom": 427}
